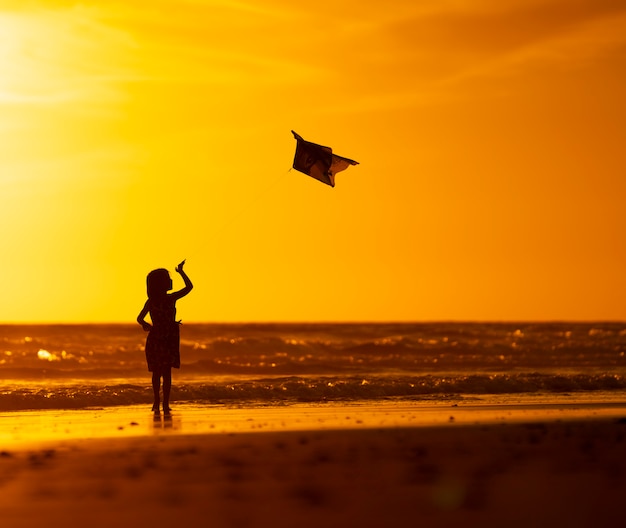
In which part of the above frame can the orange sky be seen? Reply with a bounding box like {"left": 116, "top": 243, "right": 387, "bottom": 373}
{"left": 0, "top": 0, "right": 625, "bottom": 323}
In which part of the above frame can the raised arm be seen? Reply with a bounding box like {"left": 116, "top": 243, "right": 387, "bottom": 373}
{"left": 171, "top": 259, "right": 193, "bottom": 300}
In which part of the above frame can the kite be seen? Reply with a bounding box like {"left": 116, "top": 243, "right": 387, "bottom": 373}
{"left": 291, "top": 130, "right": 358, "bottom": 187}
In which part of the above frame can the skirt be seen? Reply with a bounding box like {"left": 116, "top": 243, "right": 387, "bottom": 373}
{"left": 145, "top": 323, "right": 181, "bottom": 372}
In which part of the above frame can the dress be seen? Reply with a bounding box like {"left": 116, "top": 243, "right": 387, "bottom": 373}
{"left": 145, "top": 295, "right": 181, "bottom": 372}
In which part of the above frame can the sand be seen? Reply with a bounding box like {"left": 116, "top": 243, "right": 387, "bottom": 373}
{"left": 1, "top": 400, "right": 626, "bottom": 528}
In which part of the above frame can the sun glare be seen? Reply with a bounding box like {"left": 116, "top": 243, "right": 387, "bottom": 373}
{"left": 0, "top": 7, "right": 134, "bottom": 106}
{"left": 0, "top": 13, "right": 27, "bottom": 103}
{"left": 0, "top": 11, "right": 76, "bottom": 104}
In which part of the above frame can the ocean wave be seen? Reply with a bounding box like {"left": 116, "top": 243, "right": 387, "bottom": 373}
{"left": 2, "top": 323, "right": 626, "bottom": 411}
{"left": 2, "top": 373, "right": 625, "bottom": 412}
{"left": 2, "top": 323, "right": 625, "bottom": 379}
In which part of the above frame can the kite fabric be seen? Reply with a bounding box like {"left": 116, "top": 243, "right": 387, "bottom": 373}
{"left": 291, "top": 131, "right": 359, "bottom": 187}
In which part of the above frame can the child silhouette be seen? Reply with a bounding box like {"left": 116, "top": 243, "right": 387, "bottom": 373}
{"left": 137, "top": 260, "right": 193, "bottom": 413}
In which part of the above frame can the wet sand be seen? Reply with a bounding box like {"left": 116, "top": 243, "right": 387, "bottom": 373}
{"left": 2, "top": 401, "right": 626, "bottom": 528}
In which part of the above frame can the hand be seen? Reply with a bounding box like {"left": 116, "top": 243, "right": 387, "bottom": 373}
{"left": 175, "top": 259, "right": 186, "bottom": 273}
{"left": 141, "top": 322, "right": 152, "bottom": 332}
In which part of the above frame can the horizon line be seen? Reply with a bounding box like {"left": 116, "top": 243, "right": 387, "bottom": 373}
{"left": 0, "top": 319, "right": 625, "bottom": 325}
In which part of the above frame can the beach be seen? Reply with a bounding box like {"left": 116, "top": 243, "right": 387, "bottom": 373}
{"left": 2, "top": 401, "right": 626, "bottom": 528}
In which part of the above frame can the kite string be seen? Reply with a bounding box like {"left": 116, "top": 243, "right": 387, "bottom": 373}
{"left": 208, "top": 168, "right": 291, "bottom": 245}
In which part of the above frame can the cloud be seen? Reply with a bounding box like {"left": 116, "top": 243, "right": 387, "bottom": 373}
{"left": 394, "top": 0, "right": 626, "bottom": 52}
{"left": 289, "top": 0, "right": 626, "bottom": 111}
{"left": 4, "top": 1, "right": 624, "bottom": 115}
{"left": 96, "top": 1, "right": 327, "bottom": 86}
{"left": 378, "top": 0, "right": 626, "bottom": 79}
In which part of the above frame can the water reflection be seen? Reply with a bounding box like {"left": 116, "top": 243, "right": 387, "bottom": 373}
{"left": 152, "top": 411, "right": 179, "bottom": 431}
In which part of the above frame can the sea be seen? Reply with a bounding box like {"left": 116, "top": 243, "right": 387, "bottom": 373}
{"left": 1, "top": 322, "right": 625, "bottom": 412}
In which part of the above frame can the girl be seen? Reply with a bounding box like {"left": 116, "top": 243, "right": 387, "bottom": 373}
{"left": 137, "top": 260, "right": 193, "bottom": 413}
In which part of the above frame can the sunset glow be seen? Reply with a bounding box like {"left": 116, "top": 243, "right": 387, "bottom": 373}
{"left": 0, "top": 0, "right": 625, "bottom": 322}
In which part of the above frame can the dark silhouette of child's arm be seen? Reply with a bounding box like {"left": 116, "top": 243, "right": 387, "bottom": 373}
{"left": 171, "top": 259, "right": 193, "bottom": 300}
{"left": 137, "top": 300, "right": 152, "bottom": 332}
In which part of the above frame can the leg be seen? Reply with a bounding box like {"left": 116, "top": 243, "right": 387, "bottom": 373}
{"left": 151, "top": 370, "right": 161, "bottom": 411}
{"left": 162, "top": 368, "right": 172, "bottom": 412}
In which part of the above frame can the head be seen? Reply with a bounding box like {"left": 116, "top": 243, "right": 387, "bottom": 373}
{"left": 146, "top": 268, "right": 172, "bottom": 298}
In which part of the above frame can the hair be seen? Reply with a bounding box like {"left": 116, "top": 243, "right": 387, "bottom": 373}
{"left": 146, "top": 268, "right": 171, "bottom": 299}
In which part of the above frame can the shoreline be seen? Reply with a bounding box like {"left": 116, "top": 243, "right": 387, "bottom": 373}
{"left": 2, "top": 397, "right": 626, "bottom": 448}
